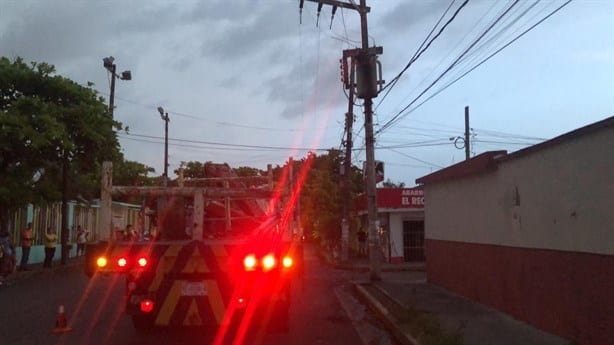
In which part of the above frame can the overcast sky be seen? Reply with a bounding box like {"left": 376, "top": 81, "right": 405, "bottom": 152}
{"left": 1, "top": 0, "right": 613, "bottom": 186}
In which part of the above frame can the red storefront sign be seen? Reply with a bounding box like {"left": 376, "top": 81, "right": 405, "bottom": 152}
{"left": 356, "top": 187, "right": 424, "bottom": 211}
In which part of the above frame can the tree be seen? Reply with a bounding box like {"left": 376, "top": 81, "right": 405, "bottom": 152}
{"left": 114, "top": 159, "right": 156, "bottom": 187}
{"left": 298, "top": 150, "right": 347, "bottom": 243}
{"left": 0, "top": 57, "right": 123, "bottom": 261}
{"left": 381, "top": 178, "right": 406, "bottom": 188}
{"left": 175, "top": 161, "right": 209, "bottom": 179}
{"left": 234, "top": 166, "right": 264, "bottom": 177}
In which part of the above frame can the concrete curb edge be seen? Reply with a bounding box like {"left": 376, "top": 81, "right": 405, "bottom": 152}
{"left": 353, "top": 282, "right": 422, "bottom": 345}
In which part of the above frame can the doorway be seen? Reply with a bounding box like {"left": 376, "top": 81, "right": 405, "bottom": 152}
{"left": 402, "top": 220, "right": 425, "bottom": 262}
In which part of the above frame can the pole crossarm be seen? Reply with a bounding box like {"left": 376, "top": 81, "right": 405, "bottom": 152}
{"left": 305, "top": 0, "right": 369, "bottom": 13}
{"left": 111, "top": 186, "right": 278, "bottom": 199}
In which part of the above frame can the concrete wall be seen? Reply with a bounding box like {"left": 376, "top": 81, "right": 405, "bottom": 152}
{"left": 425, "top": 125, "right": 614, "bottom": 344}
{"left": 426, "top": 126, "right": 614, "bottom": 253}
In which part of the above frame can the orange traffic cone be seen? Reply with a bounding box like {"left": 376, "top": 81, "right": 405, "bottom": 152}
{"left": 51, "top": 304, "right": 73, "bottom": 334}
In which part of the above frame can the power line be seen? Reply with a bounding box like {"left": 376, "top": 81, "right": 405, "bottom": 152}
{"left": 377, "top": 0, "right": 573, "bottom": 132}
{"left": 473, "top": 139, "right": 537, "bottom": 146}
{"left": 375, "top": 0, "right": 465, "bottom": 110}
{"left": 389, "top": 0, "right": 501, "bottom": 115}
{"left": 385, "top": 148, "right": 444, "bottom": 168}
{"left": 377, "top": 0, "right": 522, "bottom": 135}
{"left": 120, "top": 132, "right": 331, "bottom": 152}
{"left": 381, "top": 0, "right": 465, "bottom": 92}
{"left": 97, "top": 91, "right": 333, "bottom": 133}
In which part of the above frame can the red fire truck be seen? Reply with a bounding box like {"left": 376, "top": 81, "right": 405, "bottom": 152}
{"left": 85, "top": 162, "right": 302, "bottom": 340}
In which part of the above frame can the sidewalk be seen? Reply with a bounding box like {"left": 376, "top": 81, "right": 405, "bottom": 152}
{"left": 1, "top": 256, "right": 83, "bottom": 286}
{"left": 326, "top": 253, "right": 569, "bottom": 345}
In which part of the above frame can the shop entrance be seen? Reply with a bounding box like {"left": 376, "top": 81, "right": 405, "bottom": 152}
{"left": 402, "top": 220, "right": 425, "bottom": 262}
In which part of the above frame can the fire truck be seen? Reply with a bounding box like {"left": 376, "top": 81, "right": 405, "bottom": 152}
{"left": 84, "top": 161, "right": 303, "bottom": 340}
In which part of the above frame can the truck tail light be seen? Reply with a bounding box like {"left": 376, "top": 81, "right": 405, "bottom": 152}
{"left": 137, "top": 257, "right": 148, "bottom": 268}
{"left": 117, "top": 257, "right": 128, "bottom": 267}
{"left": 140, "top": 299, "right": 154, "bottom": 313}
{"left": 282, "top": 256, "right": 293, "bottom": 268}
{"left": 96, "top": 256, "right": 108, "bottom": 268}
{"left": 243, "top": 254, "right": 257, "bottom": 271}
{"left": 262, "top": 254, "right": 276, "bottom": 271}
{"left": 236, "top": 297, "right": 247, "bottom": 309}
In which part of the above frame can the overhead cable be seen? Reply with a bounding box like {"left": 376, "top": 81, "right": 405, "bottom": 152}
{"left": 378, "top": 0, "right": 573, "bottom": 133}
{"left": 377, "top": 0, "right": 522, "bottom": 135}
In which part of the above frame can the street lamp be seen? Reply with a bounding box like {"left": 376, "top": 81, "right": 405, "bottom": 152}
{"left": 157, "top": 107, "right": 170, "bottom": 187}
{"left": 103, "top": 56, "right": 131, "bottom": 117}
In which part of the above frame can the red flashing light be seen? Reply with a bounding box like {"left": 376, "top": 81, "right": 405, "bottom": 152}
{"left": 117, "top": 257, "right": 128, "bottom": 267}
{"left": 262, "top": 254, "right": 276, "bottom": 271}
{"left": 282, "top": 256, "right": 293, "bottom": 268}
{"left": 243, "top": 254, "right": 257, "bottom": 271}
{"left": 137, "top": 257, "right": 148, "bottom": 268}
{"left": 140, "top": 299, "right": 154, "bottom": 313}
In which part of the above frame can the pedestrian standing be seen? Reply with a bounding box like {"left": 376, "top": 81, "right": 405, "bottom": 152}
{"left": 76, "top": 225, "right": 89, "bottom": 256}
{"left": 0, "top": 229, "right": 16, "bottom": 286}
{"left": 43, "top": 227, "right": 58, "bottom": 268}
{"left": 19, "top": 222, "right": 34, "bottom": 271}
{"left": 123, "top": 224, "right": 136, "bottom": 241}
{"left": 357, "top": 228, "right": 367, "bottom": 257}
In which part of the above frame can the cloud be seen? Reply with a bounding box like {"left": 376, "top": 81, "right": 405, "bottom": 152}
{"left": 198, "top": 2, "right": 298, "bottom": 61}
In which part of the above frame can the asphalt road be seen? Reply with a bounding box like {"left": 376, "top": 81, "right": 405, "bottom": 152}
{"left": 0, "top": 244, "right": 394, "bottom": 345}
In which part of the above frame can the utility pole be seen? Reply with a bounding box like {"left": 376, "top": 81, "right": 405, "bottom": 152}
{"left": 157, "top": 107, "right": 170, "bottom": 187}
{"left": 341, "top": 86, "right": 354, "bottom": 262}
{"left": 102, "top": 56, "right": 131, "bottom": 118}
{"left": 465, "top": 106, "right": 470, "bottom": 161}
{"left": 303, "top": 0, "right": 384, "bottom": 280}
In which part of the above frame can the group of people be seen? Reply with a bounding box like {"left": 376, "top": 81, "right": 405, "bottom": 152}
{"left": 0, "top": 223, "right": 90, "bottom": 286}
{"left": 116, "top": 224, "right": 159, "bottom": 241}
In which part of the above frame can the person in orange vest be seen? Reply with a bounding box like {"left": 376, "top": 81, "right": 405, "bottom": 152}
{"left": 43, "top": 226, "right": 58, "bottom": 268}
{"left": 19, "top": 222, "right": 34, "bottom": 271}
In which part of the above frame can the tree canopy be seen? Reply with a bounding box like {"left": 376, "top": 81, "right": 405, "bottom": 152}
{"left": 296, "top": 150, "right": 364, "bottom": 243}
{"left": 0, "top": 57, "right": 124, "bottom": 225}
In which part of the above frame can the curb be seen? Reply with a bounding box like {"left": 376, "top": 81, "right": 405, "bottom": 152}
{"left": 353, "top": 282, "right": 422, "bottom": 345}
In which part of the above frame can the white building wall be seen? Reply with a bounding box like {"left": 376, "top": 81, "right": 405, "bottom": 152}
{"left": 426, "top": 126, "right": 614, "bottom": 255}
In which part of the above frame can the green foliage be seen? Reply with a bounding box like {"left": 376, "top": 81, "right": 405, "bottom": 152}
{"left": 234, "top": 166, "right": 264, "bottom": 177}
{"left": 382, "top": 178, "right": 406, "bottom": 188}
{"left": 0, "top": 56, "right": 122, "bottom": 221}
{"left": 114, "top": 160, "right": 156, "bottom": 186}
{"left": 297, "top": 150, "right": 364, "bottom": 243}
{"left": 176, "top": 161, "right": 209, "bottom": 178}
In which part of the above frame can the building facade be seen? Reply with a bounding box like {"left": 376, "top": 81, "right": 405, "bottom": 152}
{"left": 357, "top": 187, "right": 425, "bottom": 263}
{"left": 416, "top": 116, "right": 614, "bottom": 345}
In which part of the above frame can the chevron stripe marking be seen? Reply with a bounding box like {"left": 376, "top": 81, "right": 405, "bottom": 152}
{"left": 149, "top": 245, "right": 181, "bottom": 292}
{"left": 183, "top": 299, "right": 203, "bottom": 326}
{"left": 182, "top": 247, "right": 209, "bottom": 273}
{"left": 155, "top": 280, "right": 182, "bottom": 326}
{"left": 210, "top": 244, "right": 229, "bottom": 271}
{"left": 205, "top": 280, "right": 226, "bottom": 324}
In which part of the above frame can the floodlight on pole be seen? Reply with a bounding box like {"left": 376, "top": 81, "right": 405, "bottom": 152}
{"left": 102, "top": 56, "right": 131, "bottom": 117}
